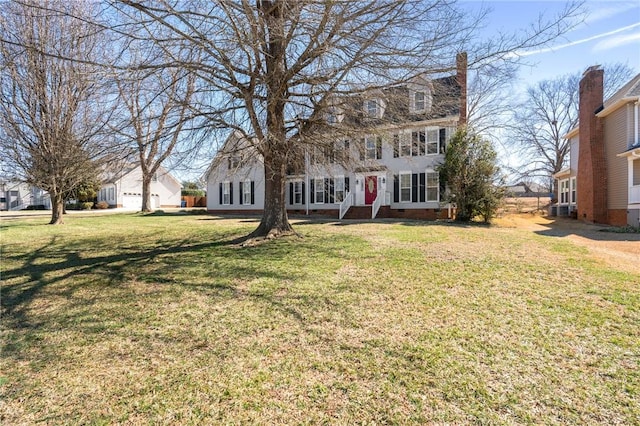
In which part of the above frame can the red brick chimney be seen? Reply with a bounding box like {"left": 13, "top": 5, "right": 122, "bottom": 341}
{"left": 456, "top": 52, "right": 467, "bottom": 126}
{"left": 577, "top": 66, "right": 607, "bottom": 223}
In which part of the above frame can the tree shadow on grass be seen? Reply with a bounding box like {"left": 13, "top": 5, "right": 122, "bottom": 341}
{"left": 534, "top": 217, "right": 640, "bottom": 242}
{"left": 0, "top": 230, "right": 311, "bottom": 331}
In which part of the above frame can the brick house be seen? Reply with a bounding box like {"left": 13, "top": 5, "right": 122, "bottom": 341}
{"left": 205, "top": 53, "right": 467, "bottom": 220}
{"left": 553, "top": 67, "right": 640, "bottom": 227}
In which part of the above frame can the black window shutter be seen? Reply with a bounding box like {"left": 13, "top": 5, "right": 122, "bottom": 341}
{"left": 230, "top": 182, "right": 234, "bottom": 204}
{"left": 251, "top": 181, "right": 255, "bottom": 205}
{"left": 420, "top": 132, "right": 426, "bottom": 156}
{"left": 219, "top": 182, "right": 222, "bottom": 204}
{"left": 239, "top": 181, "right": 243, "bottom": 205}
{"left": 376, "top": 137, "right": 382, "bottom": 159}
{"left": 419, "top": 173, "right": 426, "bottom": 202}
{"left": 310, "top": 179, "right": 315, "bottom": 203}
{"left": 359, "top": 139, "right": 365, "bottom": 161}
{"left": 439, "top": 128, "right": 446, "bottom": 153}
{"left": 289, "top": 182, "right": 293, "bottom": 205}
{"left": 345, "top": 177, "right": 350, "bottom": 193}
{"left": 412, "top": 134, "right": 419, "bottom": 157}
{"left": 324, "top": 178, "right": 329, "bottom": 203}
{"left": 302, "top": 181, "right": 306, "bottom": 204}
{"left": 411, "top": 173, "right": 418, "bottom": 202}
{"left": 393, "top": 135, "right": 399, "bottom": 158}
{"left": 393, "top": 175, "right": 399, "bottom": 203}
{"left": 329, "top": 178, "right": 335, "bottom": 203}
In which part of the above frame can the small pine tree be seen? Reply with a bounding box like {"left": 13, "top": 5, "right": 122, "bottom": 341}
{"left": 439, "top": 128, "right": 503, "bottom": 223}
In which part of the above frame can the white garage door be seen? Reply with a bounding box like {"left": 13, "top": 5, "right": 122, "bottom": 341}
{"left": 122, "top": 195, "right": 142, "bottom": 210}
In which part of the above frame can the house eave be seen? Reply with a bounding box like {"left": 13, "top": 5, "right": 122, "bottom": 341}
{"left": 553, "top": 167, "right": 571, "bottom": 179}
{"left": 597, "top": 96, "right": 640, "bottom": 118}
{"left": 617, "top": 146, "right": 640, "bottom": 158}
{"left": 563, "top": 127, "right": 579, "bottom": 139}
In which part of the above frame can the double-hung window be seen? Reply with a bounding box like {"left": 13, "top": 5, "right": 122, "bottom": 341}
{"left": 222, "top": 182, "right": 231, "bottom": 205}
{"left": 365, "top": 135, "right": 381, "bottom": 160}
{"left": 314, "top": 178, "right": 324, "bottom": 204}
{"left": 414, "top": 91, "right": 426, "bottom": 111}
{"left": 400, "top": 173, "right": 411, "bottom": 203}
{"left": 366, "top": 99, "right": 378, "bottom": 117}
{"left": 426, "top": 129, "right": 439, "bottom": 154}
{"left": 560, "top": 180, "right": 569, "bottom": 204}
{"left": 243, "top": 180, "right": 251, "bottom": 205}
{"left": 335, "top": 177, "right": 345, "bottom": 203}
{"left": 293, "top": 181, "right": 303, "bottom": 204}
{"left": 426, "top": 172, "right": 439, "bottom": 201}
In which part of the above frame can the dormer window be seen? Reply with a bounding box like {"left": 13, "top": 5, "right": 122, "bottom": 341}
{"left": 414, "top": 91, "right": 427, "bottom": 111}
{"left": 366, "top": 99, "right": 378, "bottom": 116}
{"left": 364, "top": 98, "right": 385, "bottom": 118}
{"left": 327, "top": 106, "right": 339, "bottom": 124}
{"left": 410, "top": 90, "right": 431, "bottom": 113}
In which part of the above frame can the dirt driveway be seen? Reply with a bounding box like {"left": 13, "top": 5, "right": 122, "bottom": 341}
{"left": 496, "top": 214, "right": 640, "bottom": 274}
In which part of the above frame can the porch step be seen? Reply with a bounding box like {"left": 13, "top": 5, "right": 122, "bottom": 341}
{"left": 341, "top": 205, "right": 391, "bottom": 220}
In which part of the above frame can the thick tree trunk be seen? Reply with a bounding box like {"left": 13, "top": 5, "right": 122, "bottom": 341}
{"left": 50, "top": 192, "right": 64, "bottom": 225}
{"left": 249, "top": 154, "right": 294, "bottom": 238}
{"left": 247, "top": 1, "right": 295, "bottom": 240}
{"left": 141, "top": 176, "right": 153, "bottom": 212}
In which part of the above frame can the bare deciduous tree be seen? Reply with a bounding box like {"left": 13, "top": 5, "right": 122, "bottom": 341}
{"left": 114, "top": 0, "right": 581, "bottom": 239}
{"left": 0, "top": 0, "right": 117, "bottom": 224}
{"left": 114, "top": 60, "right": 196, "bottom": 212}
{"left": 510, "top": 63, "right": 635, "bottom": 198}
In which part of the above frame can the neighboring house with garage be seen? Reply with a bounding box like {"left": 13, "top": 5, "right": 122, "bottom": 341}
{"left": 553, "top": 67, "right": 640, "bottom": 227}
{"left": 205, "top": 53, "right": 467, "bottom": 220}
{"left": 97, "top": 164, "right": 182, "bottom": 209}
{"left": 0, "top": 180, "right": 50, "bottom": 210}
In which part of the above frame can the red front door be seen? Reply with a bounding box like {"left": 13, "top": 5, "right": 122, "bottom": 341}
{"left": 364, "top": 175, "right": 377, "bottom": 205}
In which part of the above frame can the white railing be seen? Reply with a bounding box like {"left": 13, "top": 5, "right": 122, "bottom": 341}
{"left": 339, "top": 191, "right": 353, "bottom": 220}
{"left": 371, "top": 191, "right": 382, "bottom": 219}
{"left": 630, "top": 185, "right": 640, "bottom": 204}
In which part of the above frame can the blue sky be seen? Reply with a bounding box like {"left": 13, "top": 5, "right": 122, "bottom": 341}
{"left": 461, "top": 0, "right": 640, "bottom": 88}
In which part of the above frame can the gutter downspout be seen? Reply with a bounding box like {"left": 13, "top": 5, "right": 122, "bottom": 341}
{"left": 635, "top": 101, "right": 639, "bottom": 147}
{"left": 305, "top": 149, "right": 309, "bottom": 216}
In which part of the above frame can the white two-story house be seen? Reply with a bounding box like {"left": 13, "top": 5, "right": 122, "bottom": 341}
{"left": 206, "top": 53, "right": 467, "bottom": 220}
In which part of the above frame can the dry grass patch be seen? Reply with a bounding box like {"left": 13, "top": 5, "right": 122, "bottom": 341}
{"left": 1, "top": 213, "right": 638, "bottom": 424}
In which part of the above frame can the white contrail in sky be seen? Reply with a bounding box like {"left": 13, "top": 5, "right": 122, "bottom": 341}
{"left": 509, "top": 22, "right": 640, "bottom": 58}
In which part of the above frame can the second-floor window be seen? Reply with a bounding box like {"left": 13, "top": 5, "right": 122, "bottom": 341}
{"left": 365, "top": 135, "right": 382, "bottom": 160}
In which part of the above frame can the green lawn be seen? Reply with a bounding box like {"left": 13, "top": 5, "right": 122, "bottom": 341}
{"left": 1, "top": 213, "right": 638, "bottom": 425}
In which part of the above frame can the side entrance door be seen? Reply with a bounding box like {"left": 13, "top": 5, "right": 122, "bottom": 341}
{"left": 364, "top": 175, "right": 377, "bottom": 205}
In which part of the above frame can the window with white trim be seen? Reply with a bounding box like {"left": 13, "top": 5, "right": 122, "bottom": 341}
{"left": 314, "top": 178, "right": 324, "bottom": 204}
{"left": 293, "top": 181, "right": 303, "bottom": 205}
{"left": 400, "top": 173, "right": 411, "bottom": 203}
{"left": 365, "top": 99, "right": 378, "bottom": 117}
{"left": 426, "top": 129, "right": 439, "bottom": 154}
{"left": 412, "top": 130, "right": 426, "bottom": 156}
{"left": 222, "top": 181, "right": 231, "bottom": 205}
{"left": 243, "top": 180, "right": 251, "bottom": 205}
{"left": 108, "top": 187, "right": 114, "bottom": 201}
{"left": 335, "top": 177, "right": 345, "bottom": 203}
{"left": 414, "top": 91, "right": 426, "bottom": 111}
{"left": 426, "top": 172, "right": 439, "bottom": 201}
{"left": 559, "top": 179, "right": 569, "bottom": 204}
{"left": 365, "top": 135, "right": 381, "bottom": 160}
{"left": 400, "top": 133, "right": 411, "bottom": 156}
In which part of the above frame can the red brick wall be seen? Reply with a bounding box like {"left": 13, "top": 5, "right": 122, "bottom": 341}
{"left": 457, "top": 52, "right": 467, "bottom": 127}
{"left": 607, "top": 209, "right": 628, "bottom": 226}
{"left": 577, "top": 68, "right": 608, "bottom": 224}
